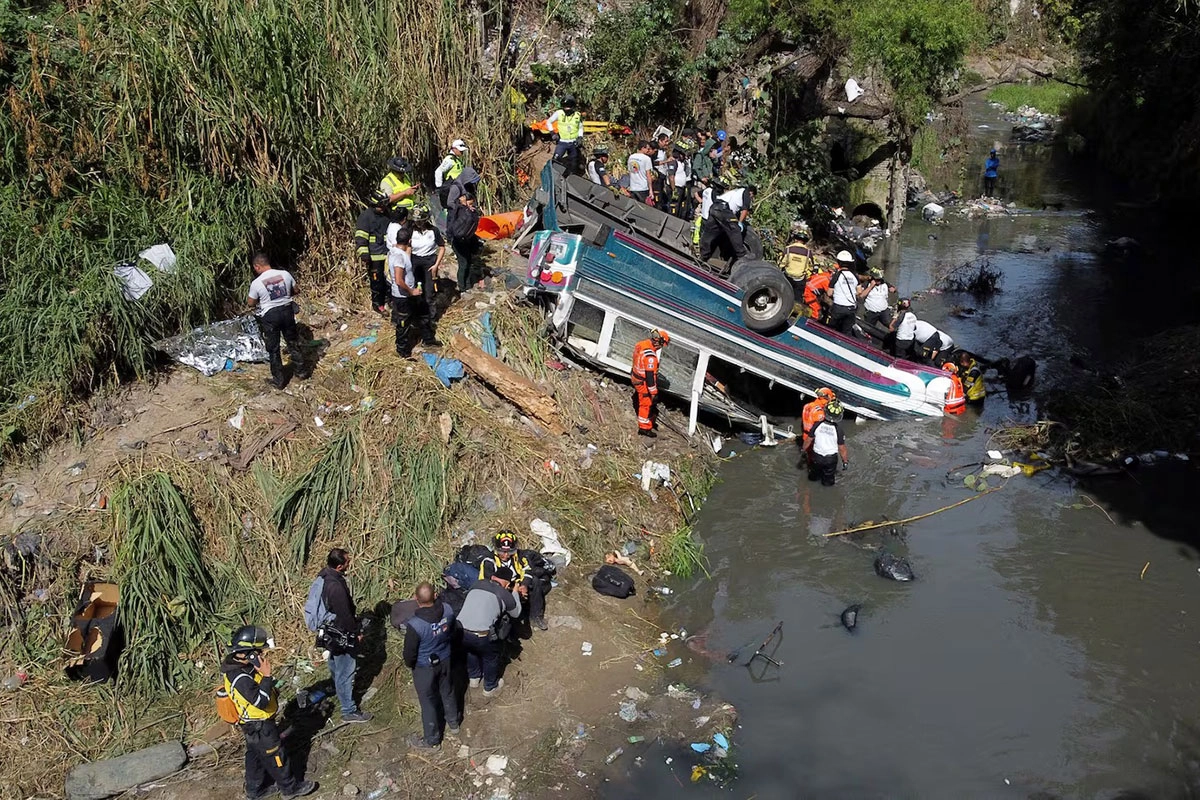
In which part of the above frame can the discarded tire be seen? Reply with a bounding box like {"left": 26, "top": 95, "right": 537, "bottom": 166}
{"left": 739, "top": 269, "right": 795, "bottom": 333}
{"left": 742, "top": 225, "right": 765, "bottom": 260}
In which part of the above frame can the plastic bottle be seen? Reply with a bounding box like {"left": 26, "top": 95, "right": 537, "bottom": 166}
{"left": 605, "top": 747, "right": 624, "bottom": 764}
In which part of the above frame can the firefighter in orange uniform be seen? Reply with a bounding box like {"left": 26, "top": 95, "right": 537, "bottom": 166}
{"left": 631, "top": 329, "right": 670, "bottom": 438}
{"left": 803, "top": 266, "right": 832, "bottom": 321}
{"left": 942, "top": 363, "right": 966, "bottom": 415}
{"left": 801, "top": 387, "right": 835, "bottom": 453}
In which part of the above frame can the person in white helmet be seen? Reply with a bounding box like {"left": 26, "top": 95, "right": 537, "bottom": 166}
{"left": 827, "top": 250, "right": 860, "bottom": 335}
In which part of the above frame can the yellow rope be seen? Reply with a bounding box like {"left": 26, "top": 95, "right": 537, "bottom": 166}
{"left": 823, "top": 487, "right": 1003, "bottom": 537}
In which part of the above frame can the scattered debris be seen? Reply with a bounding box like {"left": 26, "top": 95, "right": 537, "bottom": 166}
{"left": 227, "top": 405, "right": 246, "bottom": 430}
{"left": 874, "top": 553, "right": 915, "bottom": 582}
{"left": 451, "top": 334, "right": 565, "bottom": 434}
{"left": 152, "top": 316, "right": 269, "bottom": 376}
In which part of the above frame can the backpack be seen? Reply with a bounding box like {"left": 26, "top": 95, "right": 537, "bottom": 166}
{"left": 443, "top": 561, "right": 479, "bottom": 590}
{"left": 456, "top": 544, "right": 492, "bottom": 568}
{"left": 303, "top": 575, "right": 335, "bottom": 633}
{"left": 592, "top": 565, "right": 636, "bottom": 599}
{"left": 519, "top": 549, "right": 555, "bottom": 595}
{"left": 215, "top": 679, "right": 240, "bottom": 724}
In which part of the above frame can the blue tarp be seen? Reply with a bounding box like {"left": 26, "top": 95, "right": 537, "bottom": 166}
{"left": 422, "top": 353, "right": 465, "bottom": 387}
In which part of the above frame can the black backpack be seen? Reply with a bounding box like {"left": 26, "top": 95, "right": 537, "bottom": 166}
{"left": 519, "top": 549, "right": 556, "bottom": 595}
{"left": 456, "top": 544, "right": 492, "bottom": 567}
{"left": 592, "top": 565, "right": 636, "bottom": 599}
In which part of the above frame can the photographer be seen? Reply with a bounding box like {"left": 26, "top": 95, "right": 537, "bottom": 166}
{"left": 316, "top": 549, "right": 372, "bottom": 723}
{"left": 858, "top": 268, "right": 896, "bottom": 329}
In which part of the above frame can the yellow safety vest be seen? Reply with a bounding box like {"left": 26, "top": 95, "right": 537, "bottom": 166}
{"left": 557, "top": 112, "right": 583, "bottom": 142}
{"left": 446, "top": 154, "right": 464, "bottom": 181}
{"left": 379, "top": 171, "right": 415, "bottom": 209}
{"left": 479, "top": 555, "right": 528, "bottom": 583}
{"left": 780, "top": 244, "right": 814, "bottom": 280}
{"left": 962, "top": 360, "right": 986, "bottom": 401}
{"left": 225, "top": 672, "right": 278, "bottom": 723}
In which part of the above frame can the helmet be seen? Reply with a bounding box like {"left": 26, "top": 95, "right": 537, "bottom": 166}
{"left": 494, "top": 530, "right": 518, "bottom": 553}
{"left": 942, "top": 362, "right": 958, "bottom": 374}
{"left": 716, "top": 130, "right": 727, "bottom": 142}
{"left": 869, "top": 268, "right": 884, "bottom": 280}
{"left": 411, "top": 205, "right": 431, "bottom": 223}
{"left": 387, "top": 156, "right": 412, "bottom": 173}
{"left": 824, "top": 400, "right": 844, "bottom": 420}
{"left": 790, "top": 220, "right": 811, "bottom": 241}
{"left": 898, "top": 297, "right": 911, "bottom": 309}
{"left": 835, "top": 250, "right": 854, "bottom": 264}
{"left": 650, "top": 328, "right": 670, "bottom": 345}
{"left": 562, "top": 94, "right": 577, "bottom": 108}
{"left": 592, "top": 146, "right": 609, "bottom": 157}
{"left": 451, "top": 138, "right": 467, "bottom": 153}
{"left": 229, "top": 625, "right": 272, "bottom": 653}
{"left": 367, "top": 188, "right": 390, "bottom": 209}
{"left": 816, "top": 387, "right": 835, "bottom": 401}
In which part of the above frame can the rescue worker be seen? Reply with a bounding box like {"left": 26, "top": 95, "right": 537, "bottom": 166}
{"left": 587, "top": 147, "right": 613, "bottom": 188}
{"left": 630, "top": 328, "right": 669, "bottom": 438}
{"left": 958, "top": 351, "right": 986, "bottom": 403}
{"left": 983, "top": 148, "right": 1000, "bottom": 197}
{"left": 669, "top": 142, "right": 692, "bottom": 219}
{"left": 827, "top": 251, "right": 860, "bottom": 335}
{"left": 801, "top": 387, "right": 835, "bottom": 452}
{"left": 807, "top": 399, "right": 849, "bottom": 487}
{"left": 434, "top": 140, "right": 468, "bottom": 209}
{"left": 402, "top": 582, "right": 459, "bottom": 749}
{"left": 653, "top": 132, "right": 673, "bottom": 211}
{"left": 780, "top": 221, "right": 815, "bottom": 296}
{"left": 691, "top": 177, "right": 718, "bottom": 247}
{"left": 354, "top": 190, "right": 392, "bottom": 313}
{"left": 889, "top": 298, "right": 918, "bottom": 359}
{"left": 408, "top": 205, "right": 446, "bottom": 322}
{"left": 802, "top": 264, "right": 833, "bottom": 321}
{"left": 942, "top": 363, "right": 967, "bottom": 415}
{"left": 913, "top": 319, "right": 953, "bottom": 364}
{"left": 247, "top": 252, "right": 305, "bottom": 390}
{"left": 222, "top": 626, "right": 317, "bottom": 800}
{"left": 458, "top": 569, "right": 522, "bottom": 696}
{"left": 699, "top": 183, "right": 754, "bottom": 262}
{"left": 546, "top": 94, "right": 584, "bottom": 175}
{"left": 859, "top": 267, "right": 896, "bottom": 330}
{"left": 479, "top": 531, "right": 547, "bottom": 632}
{"left": 379, "top": 156, "right": 420, "bottom": 218}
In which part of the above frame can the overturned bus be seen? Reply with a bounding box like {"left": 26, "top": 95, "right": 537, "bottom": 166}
{"left": 520, "top": 163, "right": 954, "bottom": 433}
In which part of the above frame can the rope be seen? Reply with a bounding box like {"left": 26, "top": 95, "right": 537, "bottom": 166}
{"left": 822, "top": 487, "right": 1003, "bottom": 537}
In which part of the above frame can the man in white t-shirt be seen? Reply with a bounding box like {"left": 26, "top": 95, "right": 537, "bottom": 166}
{"left": 913, "top": 320, "right": 953, "bottom": 363}
{"left": 247, "top": 252, "right": 305, "bottom": 389}
{"left": 827, "top": 251, "right": 860, "bottom": 335}
{"left": 387, "top": 229, "right": 435, "bottom": 358}
{"left": 889, "top": 298, "right": 918, "bottom": 359}
{"left": 859, "top": 268, "right": 895, "bottom": 329}
{"left": 626, "top": 141, "right": 655, "bottom": 205}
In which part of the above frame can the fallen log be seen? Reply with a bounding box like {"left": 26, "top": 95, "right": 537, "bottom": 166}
{"left": 229, "top": 417, "right": 298, "bottom": 471}
{"left": 451, "top": 334, "right": 566, "bottom": 436}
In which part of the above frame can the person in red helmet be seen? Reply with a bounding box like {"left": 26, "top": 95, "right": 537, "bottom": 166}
{"left": 801, "top": 387, "right": 835, "bottom": 452}
{"left": 631, "top": 329, "right": 670, "bottom": 438}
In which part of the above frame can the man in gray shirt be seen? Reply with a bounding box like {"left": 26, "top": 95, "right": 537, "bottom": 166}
{"left": 457, "top": 569, "right": 521, "bottom": 697}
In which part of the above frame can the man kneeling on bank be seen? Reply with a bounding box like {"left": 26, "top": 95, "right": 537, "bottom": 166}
{"left": 458, "top": 567, "right": 522, "bottom": 696}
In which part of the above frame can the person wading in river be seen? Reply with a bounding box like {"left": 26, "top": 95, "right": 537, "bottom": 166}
{"left": 984, "top": 149, "right": 1000, "bottom": 197}
{"left": 631, "top": 329, "right": 670, "bottom": 438}
{"left": 807, "top": 399, "right": 849, "bottom": 487}
{"left": 958, "top": 351, "right": 986, "bottom": 404}
{"left": 801, "top": 387, "right": 835, "bottom": 453}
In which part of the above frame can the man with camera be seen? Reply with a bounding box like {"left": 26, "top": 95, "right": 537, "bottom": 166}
{"left": 314, "top": 548, "right": 372, "bottom": 723}
{"left": 402, "top": 582, "right": 460, "bottom": 749}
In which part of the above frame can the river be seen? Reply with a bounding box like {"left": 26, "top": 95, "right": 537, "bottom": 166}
{"left": 598, "top": 98, "right": 1200, "bottom": 798}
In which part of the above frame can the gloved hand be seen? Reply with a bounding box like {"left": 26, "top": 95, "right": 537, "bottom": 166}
{"left": 738, "top": 221, "right": 745, "bottom": 232}
{"left": 842, "top": 460, "right": 849, "bottom": 471}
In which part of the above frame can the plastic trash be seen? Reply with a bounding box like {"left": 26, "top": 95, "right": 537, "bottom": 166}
{"left": 713, "top": 732, "right": 729, "bottom": 749}
{"left": 421, "top": 353, "right": 466, "bottom": 387}
{"left": 987, "top": 449, "right": 1004, "bottom": 460}
{"left": 581, "top": 642, "right": 593, "bottom": 656}
{"left": 667, "top": 658, "right": 683, "bottom": 668}
{"left": 605, "top": 747, "right": 624, "bottom": 764}
{"left": 627, "top": 735, "right": 645, "bottom": 744}
{"left": 576, "top": 724, "right": 587, "bottom": 739}
{"left": 922, "top": 202, "right": 945, "bottom": 222}
{"left": 654, "top": 586, "right": 672, "bottom": 596}
{"left": 691, "top": 765, "right": 707, "bottom": 782}
{"left": 618, "top": 701, "right": 638, "bottom": 722}
{"left": 690, "top": 742, "right": 712, "bottom": 753}
{"left": 227, "top": 406, "right": 246, "bottom": 430}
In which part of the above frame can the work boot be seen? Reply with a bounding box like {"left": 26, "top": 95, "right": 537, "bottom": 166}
{"left": 342, "top": 710, "right": 373, "bottom": 723}
{"left": 282, "top": 781, "right": 317, "bottom": 799}
{"left": 422, "top": 337, "right": 443, "bottom": 348}
{"left": 637, "top": 429, "right": 657, "bottom": 438}
{"left": 407, "top": 733, "right": 441, "bottom": 750}
{"left": 447, "top": 723, "right": 461, "bottom": 736}
{"left": 482, "top": 679, "right": 505, "bottom": 698}
{"left": 246, "top": 786, "right": 281, "bottom": 800}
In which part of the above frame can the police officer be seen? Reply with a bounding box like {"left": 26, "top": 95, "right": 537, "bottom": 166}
{"left": 221, "top": 626, "right": 316, "bottom": 800}
{"left": 699, "top": 183, "right": 754, "bottom": 262}
{"left": 434, "top": 140, "right": 467, "bottom": 209}
{"left": 379, "top": 156, "right": 420, "bottom": 219}
{"left": 402, "top": 582, "right": 460, "bottom": 749}
{"left": 479, "top": 531, "right": 548, "bottom": 631}
{"left": 457, "top": 569, "right": 522, "bottom": 696}
{"left": 546, "top": 95, "right": 584, "bottom": 175}
{"left": 354, "top": 189, "right": 392, "bottom": 313}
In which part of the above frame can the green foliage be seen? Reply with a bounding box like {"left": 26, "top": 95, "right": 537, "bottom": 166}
{"left": 848, "top": 0, "right": 981, "bottom": 127}
{"left": 744, "top": 122, "right": 842, "bottom": 255}
{"left": 113, "top": 472, "right": 216, "bottom": 697}
{"left": 988, "top": 81, "right": 1080, "bottom": 115}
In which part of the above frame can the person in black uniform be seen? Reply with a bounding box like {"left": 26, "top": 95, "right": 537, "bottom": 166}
{"left": 354, "top": 189, "right": 392, "bottom": 314}
{"left": 221, "top": 626, "right": 316, "bottom": 800}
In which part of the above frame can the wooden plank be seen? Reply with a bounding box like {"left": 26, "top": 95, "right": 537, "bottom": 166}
{"left": 229, "top": 418, "right": 298, "bottom": 471}
{"left": 450, "top": 334, "right": 566, "bottom": 436}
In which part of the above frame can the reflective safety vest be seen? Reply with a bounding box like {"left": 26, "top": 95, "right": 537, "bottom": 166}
{"left": 557, "top": 111, "right": 583, "bottom": 142}
{"left": 781, "top": 243, "right": 814, "bottom": 280}
{"left": 446, "top": 154, "right": 465, "bottom": 181}
{"left": 380, "top": 171, "right": 416, "bottom": 209}
{"left": 478, "top": 554, "right": 528, "bottom": 584}
{"left": 944, "top": 373, "right": 966, "bottom": 415}
{"left": 630, "top": 338, "right": 660, "bottom": 393}
{"left": 225, "top": 671, "right": 278, "bottom": 723}
{"left": 803, "top": 272, "right": 831, "bottom": 314}
{"left": 801, "top": 397, "right": 828, "bottom": 436}
{"left": 961, "top": 360, "right": 986, "bottom": 402}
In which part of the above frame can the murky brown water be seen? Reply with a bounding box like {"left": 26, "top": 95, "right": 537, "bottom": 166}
{"left": 598, "top": 98, "right": 1200, "bottom": 798}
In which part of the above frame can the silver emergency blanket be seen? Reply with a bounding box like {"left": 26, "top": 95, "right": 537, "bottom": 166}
{"left": 153, "top": 316, "right": 268, "bottom": 376}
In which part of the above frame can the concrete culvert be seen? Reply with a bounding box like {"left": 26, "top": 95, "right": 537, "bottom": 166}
{"left": 850, "top": 202, "right": 886, "bottom": 226}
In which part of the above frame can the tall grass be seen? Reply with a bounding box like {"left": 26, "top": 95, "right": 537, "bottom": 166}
{"left": 988, "top": 81, "right": 1081, "bottom": 116}
{"left": 0, "top": 0, "right": 521, "bottom": 441}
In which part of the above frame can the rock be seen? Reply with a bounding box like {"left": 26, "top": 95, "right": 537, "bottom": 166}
{"left": 65, "top": 741, "right": 187, "bottom": 800}
{"left": 343, "top": 784, "right": 360, "bottom": 796}
{"left": 624, "top": 686, "right": 650, "bottom": 702}
{"left": 548, "top": 615, "right": 582, "bottom": 630}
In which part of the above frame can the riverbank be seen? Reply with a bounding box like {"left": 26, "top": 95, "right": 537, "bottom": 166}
{"left": 0, "top": 248, "right": 731, "bottom": 799}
